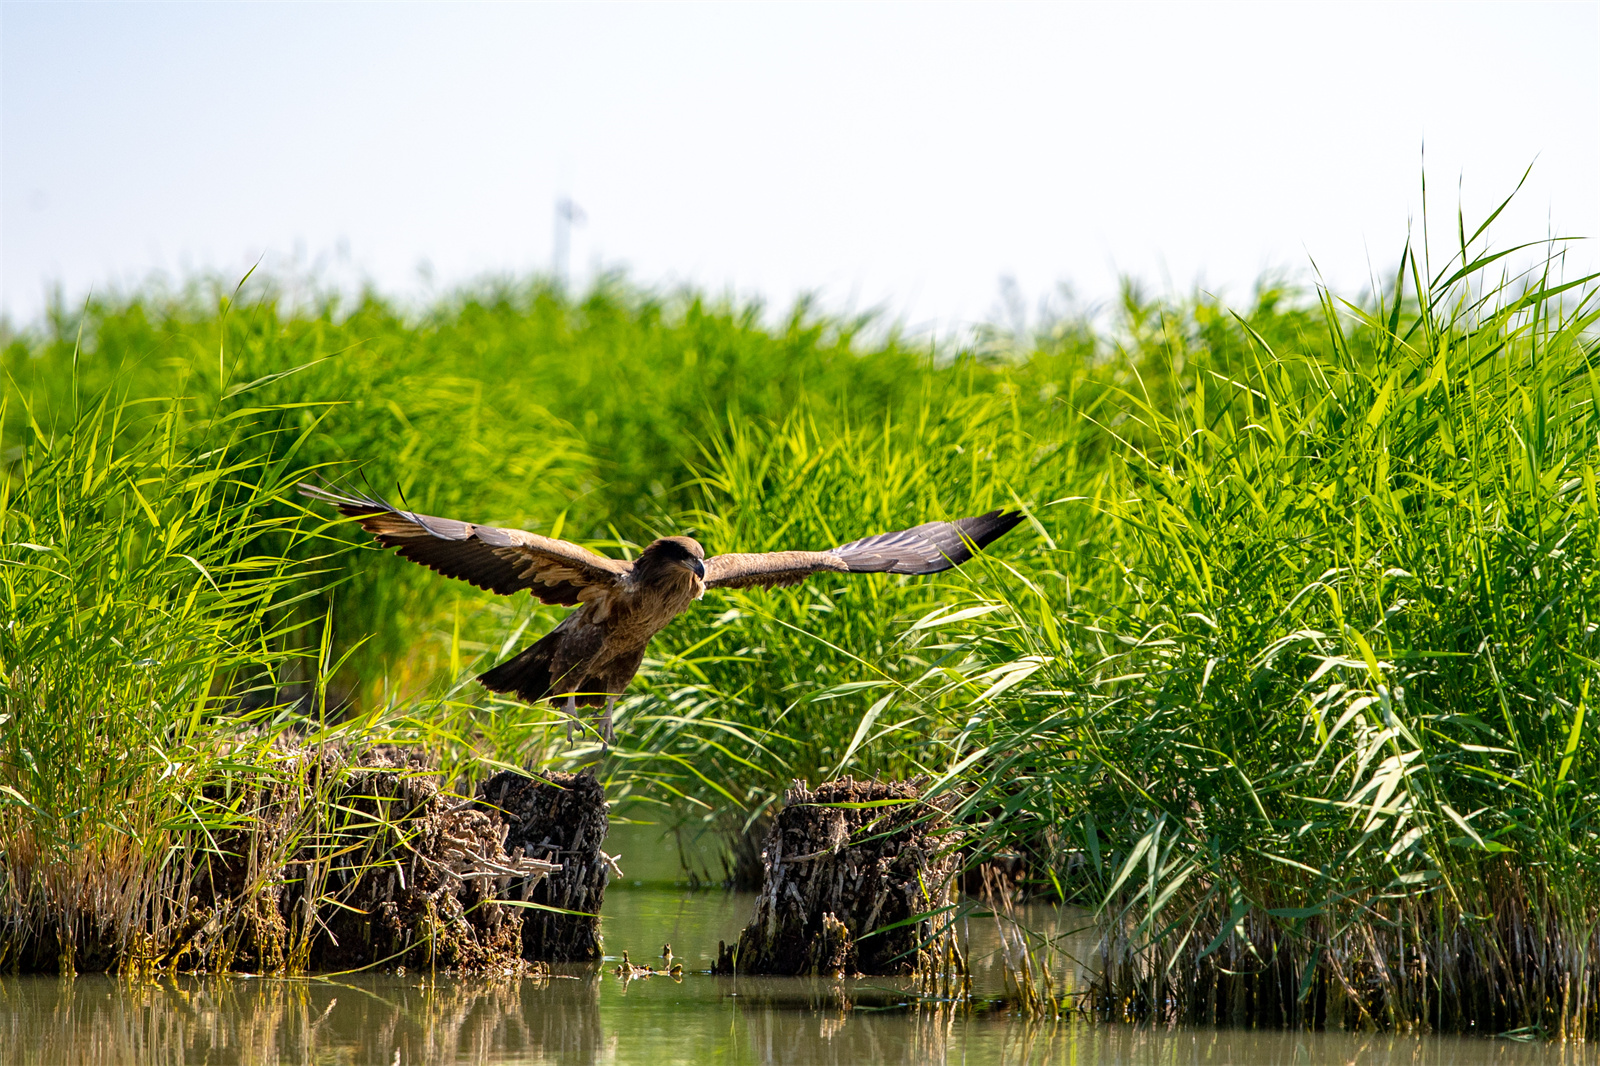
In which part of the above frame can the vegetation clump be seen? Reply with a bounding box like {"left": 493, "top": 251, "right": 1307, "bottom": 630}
{"left": 186, "top": 743, "right": 551, "bottom": 975}
{"left": 475, "top": 768, "right": 612, "bottom": 962}
{"left": 2, "top": 190, "right": 1597, "bottom": 1036}
{"left": 934, "top": 230, "right": 1600, "bottom": 1037}
{"left": 716, "top": 777, "right": 960, "bottom": 977}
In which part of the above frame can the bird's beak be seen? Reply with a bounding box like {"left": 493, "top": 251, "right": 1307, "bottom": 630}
{"left": 688, "top": 557, "right": 706, "bottom": 579}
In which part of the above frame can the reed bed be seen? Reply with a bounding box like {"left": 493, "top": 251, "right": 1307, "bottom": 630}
{"left": 0, "top": 378, "right": 318, "bottom": 970}
{"left": 3, "top": 197, "right": 1598, "bottom": 1037}
{"left": 0, "top": 379, "right": 558, "bottom": 973}
{"left": 922, "top": 226, "right": 1600, "bottom": 1036}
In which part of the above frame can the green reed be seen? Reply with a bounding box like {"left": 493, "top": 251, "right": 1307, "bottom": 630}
{"left": 0, "top": 365, "right": 330, "bottom": 970}
{"left": 922, "top": 215, "right": 1600, "bottom": 1034}
{"left": 0, "top": 369, "right": 559, "bottom": 973}
{"left": 5, "top": 189, "right": 1597, "bottom": 1029}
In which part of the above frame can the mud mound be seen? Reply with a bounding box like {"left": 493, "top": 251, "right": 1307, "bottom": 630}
{"left": 475, "top": 769, "right": 611, "bottom": 962}
{"left": 172, "top": 746, "right": 558, "bottom": 974}
{"left": 717, "top": 777, "right": 961, "bottom": 977}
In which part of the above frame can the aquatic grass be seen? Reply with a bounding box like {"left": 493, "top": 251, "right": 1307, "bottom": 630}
{"left": 978, "top": 865, "right": 1071, "bottom": 1019}
{"left": 608, "top": 398, "right": 1087, "bottom": 879}
{"left": 2, "top": 280, "right": 957, "bottom": 698}
{"left": 1, "top": 267, "right": 1268, "bottom": 723}
{"left": 0, "top": 358, "right": 547, "bottom": 975}
{"left": 7, "top": 184, "right": 1600, "bottom": 1034}
{"left": 931, "top": 215, "right": 1600, "bottom": 1035}
{"left": 0, "top": 374, "right": 327, "bottom": 970}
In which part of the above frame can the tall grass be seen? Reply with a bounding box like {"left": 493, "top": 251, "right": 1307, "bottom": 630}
{"left": 924, "top": 225, "right": 1600, "bottom": 1035}
{"left": 2, "top": 270, "right": 1306, "bottom": 708}
{"left": 602, "top": 397, "right": 1063, "bottom": 877}
{"left": 3, "top": 281, "right": 940, "bottom": 697}
{"left": 600, "top": 286, "right": 1327, "bottom": 878}
{"left": 0, "top": 375, "right": 322, "bottom": 970}
{"left": 5, "top": 194, "right": 1598, "bottom": 1031}
{"left": 0, "top": 375, "right": 568, "bottom": 973}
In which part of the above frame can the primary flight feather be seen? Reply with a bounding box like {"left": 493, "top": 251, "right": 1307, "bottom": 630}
{"left": 301, "top": 483, "right": 1022, "bottom": 742}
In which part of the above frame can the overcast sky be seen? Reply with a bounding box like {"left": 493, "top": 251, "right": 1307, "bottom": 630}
{"left": 3, "top": 1, "right": 1597, "bottom": 335}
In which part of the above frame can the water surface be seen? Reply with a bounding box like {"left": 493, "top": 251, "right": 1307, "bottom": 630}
{"left": 1, "top": 884, "right": 1589, "bottom": 1065}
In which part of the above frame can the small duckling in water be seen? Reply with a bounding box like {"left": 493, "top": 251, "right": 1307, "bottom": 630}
{"left": 612, "top": 947, "right": 685, "bottom": 980}
{"left": 613, "top": 951, "right": 659, "bottom": 979}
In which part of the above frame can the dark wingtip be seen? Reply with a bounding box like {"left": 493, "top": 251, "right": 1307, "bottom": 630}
{"left": 957, "top": 509, "right": 1026, "bottom": 550}
{"left": 884, "top": 510, "right": 1025, "bottom": 576}
{"left": 297, "top": 480, "right": 395, "bottom": 519}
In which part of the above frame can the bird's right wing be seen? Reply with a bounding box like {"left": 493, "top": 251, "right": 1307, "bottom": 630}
{"left": 703, "top": 509, "right": 1022, "bottom": 591}
{"left": 300, "top": 484, "right": 630, "bottom": 606}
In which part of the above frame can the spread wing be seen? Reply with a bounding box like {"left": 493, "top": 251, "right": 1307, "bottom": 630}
{"left": 703, "top": 510, "right": 1023, "bottom": 591}
{"left": 299, "top": 484, "right": 630, "bottom": 606}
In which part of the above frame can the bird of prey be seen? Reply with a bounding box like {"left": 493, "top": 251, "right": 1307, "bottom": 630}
{"left": 301, "top": 484, "right": 1022, "bottom": 743}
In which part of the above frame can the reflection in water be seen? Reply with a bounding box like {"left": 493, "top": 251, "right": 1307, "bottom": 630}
{"left": 1, "top": 888, "right": 1593, "bottom": 1065}
{"left": 714, "top": 976, "right": 949, "bottom": 1065}
{"left": 0, "top": 970, "right": 605, "bottom": 1066}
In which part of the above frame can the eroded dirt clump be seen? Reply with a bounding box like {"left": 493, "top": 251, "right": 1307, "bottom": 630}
{"left": 166, "top": 745, "right": 562, "bottom": 974}
{"left": 113, "top": 749, "right": 616, "bottom": 976}
{"left": 717, "top": 777, "right": 961, "bottom": 977}
{"left": 475, "top": 769, "right": 611, "bottom": 962}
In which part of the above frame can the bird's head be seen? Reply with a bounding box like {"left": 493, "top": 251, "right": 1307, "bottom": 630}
{"left": 638, "top": 536, "right": 706, "bottom": 580}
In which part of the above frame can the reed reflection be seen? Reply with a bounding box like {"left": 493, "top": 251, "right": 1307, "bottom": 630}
{"left": 0, "top": 968, "right": 604, "bottom": 1066}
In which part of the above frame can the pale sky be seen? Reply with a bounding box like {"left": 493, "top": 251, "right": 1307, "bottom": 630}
{"left": 3, "top": 1, "right": 1597, "bottom": 336}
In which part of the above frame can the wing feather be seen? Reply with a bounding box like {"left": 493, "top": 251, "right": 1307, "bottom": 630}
{"left": 703, "top": 509, "right": 1023, "bottom": 591}
{"left": 701, "top": 550, "right": 854, "bottom": 590}
{"left": 299, "top": 484, "right": 629, "bottom": 605}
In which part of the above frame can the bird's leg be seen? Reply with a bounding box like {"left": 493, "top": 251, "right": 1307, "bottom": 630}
{"left": 600, "top": 696, "right": 617, "bottom": 747}
{"left": 563, "top": 694, "right": 578, "bottom": 744}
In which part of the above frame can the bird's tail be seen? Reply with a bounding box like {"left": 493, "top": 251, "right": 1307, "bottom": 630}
{"left": 478, "top": 632, "right": 560, "bottom": 703}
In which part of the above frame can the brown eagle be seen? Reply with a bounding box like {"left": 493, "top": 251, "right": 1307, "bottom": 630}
{"left": 301, "top": 484, "right": 1022, "bottom": 742}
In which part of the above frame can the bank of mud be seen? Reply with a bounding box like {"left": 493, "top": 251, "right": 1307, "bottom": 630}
{"left": 715, "top": 776, "right": 962, "bottom": 978}
{"left": 1, "top": 745, "right": 614, "bottom": 975}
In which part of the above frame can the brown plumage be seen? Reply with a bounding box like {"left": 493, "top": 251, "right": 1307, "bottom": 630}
{"left": 300, "top": 484, "right": 1023, "bottom": 743}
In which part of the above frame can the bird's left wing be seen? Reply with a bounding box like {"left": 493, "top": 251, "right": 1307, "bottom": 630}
{"left": 300, "top": 484, "right": 630, "bottom": 606}
{"left": 703, "top": 509, "right": 1022, "bottom": 590}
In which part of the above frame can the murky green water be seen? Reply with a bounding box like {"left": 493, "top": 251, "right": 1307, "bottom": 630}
{"left": 0, "top": 885, "right": 1589, "bottom": 1065}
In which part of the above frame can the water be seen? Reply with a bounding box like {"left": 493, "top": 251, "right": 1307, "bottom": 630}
{"left": 0, "top": 885, "right": 1590, "bottom": 1065}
